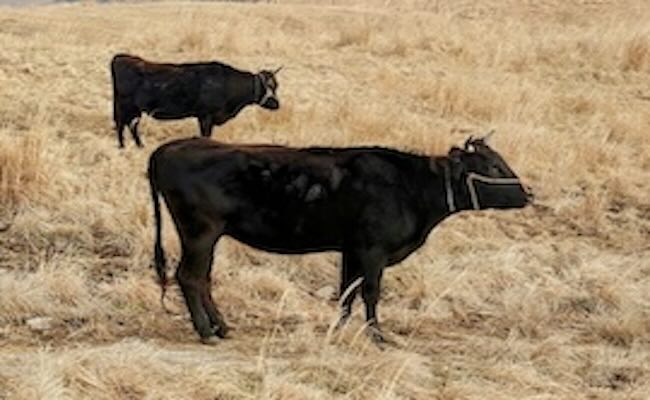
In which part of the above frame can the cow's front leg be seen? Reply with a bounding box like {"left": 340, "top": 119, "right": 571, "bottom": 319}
{"left": 348, "top": 248, "right": 389, "bottom": 347}
{"left": 335, "top": 251, "right": 363, "bottom": 329}
{"left": 198, "top": 115, "right": 214, "bottom": 137}
{"left": 128, "top": 116, "right": 143, "bottom": 147}
{"left": 362, "top": 264, "right": 386, "bottom": 346}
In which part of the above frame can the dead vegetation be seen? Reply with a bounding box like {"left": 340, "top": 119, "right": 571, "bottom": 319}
{"left": 0, "top": 1, "right": 649, "bottom": 399}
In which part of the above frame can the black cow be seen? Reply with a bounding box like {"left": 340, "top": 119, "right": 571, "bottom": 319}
{"left": 110, "top": 54, "right": 281, "bottom": 148}
{"left": 148, "top": 135, "right": 533, "bottom": 345}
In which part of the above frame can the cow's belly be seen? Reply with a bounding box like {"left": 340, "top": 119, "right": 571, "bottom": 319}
{"left": 224, "top": 208, "right": 345, "bottom": 254}
{"left": 228, "top": 231, "right": 342, "bottom": 254}
{"left": 148, "top": 109, "right": 195, "bottom": 120}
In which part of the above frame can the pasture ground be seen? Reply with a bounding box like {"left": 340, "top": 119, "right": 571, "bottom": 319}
{"left": 0, "top": 1, "right": 649, "bottom": 399}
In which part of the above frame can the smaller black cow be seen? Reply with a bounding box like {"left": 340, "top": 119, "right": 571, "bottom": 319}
{"left": 148, "top": 135, "right": 533, "bottom": 345}
{"left": 110, "top": 54, "right": 280, "bottom": 148}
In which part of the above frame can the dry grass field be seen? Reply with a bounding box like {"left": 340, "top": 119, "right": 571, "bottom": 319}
{"left": 0, "top": 0, "right": 649, "bottom": 399}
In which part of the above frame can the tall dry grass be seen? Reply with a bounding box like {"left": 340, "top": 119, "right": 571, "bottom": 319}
{"left": 0, "top": 1, "right": 649, "bottom": 399}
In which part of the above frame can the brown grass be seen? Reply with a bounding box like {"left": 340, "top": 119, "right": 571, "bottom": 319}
{"left": 1, "top": 1, "right": 649, "bottom": 399}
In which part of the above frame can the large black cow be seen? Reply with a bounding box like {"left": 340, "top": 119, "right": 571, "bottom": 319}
{"left": 110, "top": 54, "right": 281, "bottom": 148}
{"left": 148, "top": 135, "right": 533, "bottom": 345}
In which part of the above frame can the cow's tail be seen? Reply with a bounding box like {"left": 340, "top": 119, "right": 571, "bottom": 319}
{"left": 110, "top": 55, "right": 119, "bottom": 120}
{"left": 148, "top": 153, "right": 169, "bottom": 309}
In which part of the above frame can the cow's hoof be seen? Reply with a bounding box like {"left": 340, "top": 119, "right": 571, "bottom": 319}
{"left": 213, "top": 323, "right": 229, "bottom": 339}
{"left": 366, "top": 326, "right": 389, "bottom": 350}
{"left": 200, "top": 336, "right": 220, "bottom": 346}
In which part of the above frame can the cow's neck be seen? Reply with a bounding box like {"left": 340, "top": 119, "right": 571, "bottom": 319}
{"left": 223, "top": 73, "right": 258, "bottom": 115}
{"left": 425, "top": 157, "right": 471, "bottom": 219}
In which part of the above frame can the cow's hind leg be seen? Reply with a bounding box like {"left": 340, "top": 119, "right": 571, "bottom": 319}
{"left": 116, "top": 121, "right": 127, "bottom": 149}
{"left": 114, "top": 100, "right": 126, "bottom": 148}
{"left": 201, "top": 278, "right": 229, "bottom": 338}
{"left": 175, "top": 222, "right": 224, "bottom": 344}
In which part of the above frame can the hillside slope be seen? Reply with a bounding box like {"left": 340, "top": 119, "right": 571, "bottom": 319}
{"left": 0, "top": 1, "right": 649, "bottom": 399}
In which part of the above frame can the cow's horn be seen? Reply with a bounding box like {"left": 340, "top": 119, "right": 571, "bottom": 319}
{"left": 273, "top": 66, "right": 283, "bottom": 74}
{"left": 483, "top": 129, "right": 495, "bottom": 142}
{"left": 464, "top": 135, "right": 475, "bottom": 151}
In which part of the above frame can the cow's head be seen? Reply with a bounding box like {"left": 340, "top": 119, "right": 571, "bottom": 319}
{"left": 447, "top": 133, "right": 533, "bottom": 210}
{"left": 255, "top": 67, "right": 281, "bottom": 110}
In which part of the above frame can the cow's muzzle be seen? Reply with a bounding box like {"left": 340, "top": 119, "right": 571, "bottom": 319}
{"left": 262, "top": 97, "right": 280, "bottom": 110}
{"left": 524, "top": 184, "right": 534, "bottom": 204}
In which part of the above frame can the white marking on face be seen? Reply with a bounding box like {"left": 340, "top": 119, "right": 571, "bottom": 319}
{"left": 259, "top": 85, "right": 275, "bottom": 104}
